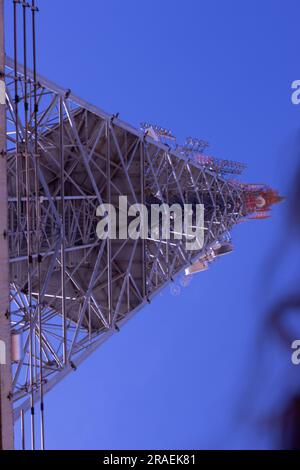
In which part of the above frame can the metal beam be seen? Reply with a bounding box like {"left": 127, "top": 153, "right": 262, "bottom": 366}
{"left": 0, "top": 0, "right": 14, "bottom": 450}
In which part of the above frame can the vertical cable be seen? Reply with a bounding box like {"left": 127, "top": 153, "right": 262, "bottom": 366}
{"left": 13, "top": 0, "right": 21, "bottom": 256}
{"left": 140, "top": 140, "right": 146, "bottom": 299}
{"left": 22, "top": 0, "right": 35, "bottom": 450}
{"left": 31, "top": 0, "right": 44, "bottom": 450}
{"left": 59, "top": 97, "right": 67, "bottom": 365}
{"left": 20, "top": 409, "right": 25, "bottom": 450}
{"left": 106, "top": 122, "right": 112, "bottom": 326}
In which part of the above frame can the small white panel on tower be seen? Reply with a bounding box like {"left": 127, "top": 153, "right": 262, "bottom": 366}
{"left": 0, "top": 79, "right": 5, "bottom": 105}
{"left": 0, "top": 339, "right": 6, "bottom": 365}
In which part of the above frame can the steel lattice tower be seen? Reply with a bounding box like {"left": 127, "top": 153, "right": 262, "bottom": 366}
{"left": 0, "top": 0, "right": 282, "bottom": 449}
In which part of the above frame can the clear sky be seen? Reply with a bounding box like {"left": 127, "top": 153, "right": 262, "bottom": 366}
{"left": 4, "top": 0, "right": 300, "bottom": 449}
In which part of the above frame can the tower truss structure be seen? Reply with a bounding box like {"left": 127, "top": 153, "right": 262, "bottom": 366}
{"left": 5, "top": 56, "right": 248, "bottom": 424}
{"left": 0, "top": 0, "right": 282, "bottom": 450}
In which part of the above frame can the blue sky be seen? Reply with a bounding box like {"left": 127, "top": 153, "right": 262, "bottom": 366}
{"left": 5, "top": 0, "right": 300, "bottom": 449}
